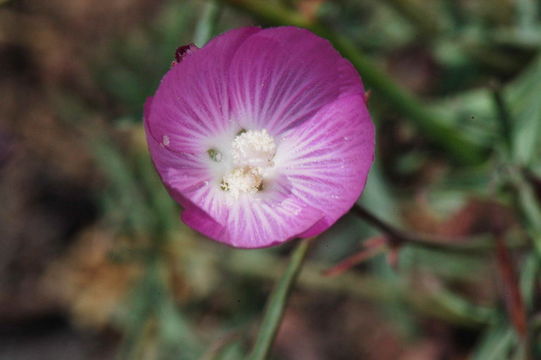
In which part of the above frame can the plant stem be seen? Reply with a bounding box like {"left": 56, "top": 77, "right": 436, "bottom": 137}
{"left": 220, "top": 0, "right": 487, "bottom": 165}
{"left": 247, "top": 237, "right": 313, "bottom": 360}
{"left": 351, "top": 204, "right": 520, "bottom": 253}
{"left": 194, "top": 0, "right": 223, "bottom": 47}
{"left": 351, "top": 204, "right": 407, "bottom": 246}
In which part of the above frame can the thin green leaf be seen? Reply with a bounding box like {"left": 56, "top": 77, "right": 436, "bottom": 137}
{"left": 520, "top": 253, "right": 540, "bottom": 308}
{"left": 507, "top": 55, "right": 541, "bottom": 166}
{"left": 92, "top": 138, "right": 152, "bottom": 237}
{"left": 472, "top": 321, "right": 516, "bottom": 360}
{"left": 516, "top": 0, "right": 538, "bottom": 32}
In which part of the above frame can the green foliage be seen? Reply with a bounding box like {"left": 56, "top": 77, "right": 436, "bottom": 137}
{"left": 508, "top": 55, "right": 541, "bottom": 166}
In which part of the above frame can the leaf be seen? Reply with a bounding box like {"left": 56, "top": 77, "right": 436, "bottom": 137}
{"left": 200, "top": 334, "right": 244, "bottom": 360}
{"left": 92, "top": 137, "right": 152, "bottom": 237}
{"left": 519, "top": 253, "right": 540, "bottom": 308}
{"left": 157, "top": 295, "right": 201, "bottom": 360}
{"left": 507, "top": 55, "right": 541, "bottom": 166}
{"left": 472, "top": 320, "right": 516, "bottom": 360}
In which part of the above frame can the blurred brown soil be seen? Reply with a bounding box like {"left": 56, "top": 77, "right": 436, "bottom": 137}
{"left": 273, "top": 293, "right": 467, "bottom": 360}
{"left": 0, "top": 0, "right": 158, "bottom": 358}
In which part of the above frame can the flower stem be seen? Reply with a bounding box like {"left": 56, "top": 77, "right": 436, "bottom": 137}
{"left": 350, "top": 204, "right": 523, "bottom": 253}
{"left": 220, "top": 0, "right": 487, "bottom": 165}
{"left": 247, "top": 237, "right": 313, "bottom": 360}
{"left": 351, "top": 204, "right": 407, "bottom": 246}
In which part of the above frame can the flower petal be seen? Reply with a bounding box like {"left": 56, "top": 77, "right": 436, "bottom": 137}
{"left": 337, "top": 57, "right": 366, "bottom": 98}
{"left": 182, "top": 174, "right": 325, "bottom": 248}
{"left": 228, "top": 27, "right": 362, "bottom": 136}
{"left": 145, "top": 118, "right": 210, "bottom": 198}
{"left": 275, "top": 94, "right": 374, "bottom": 236}
{"left": 147, "top": 94, "right": 328, "bottom": 248}
{"left": 182, "top": 94, "right": 374, "bottom": 248}
{"left": 146, "top": 27, "right": 262, "bottom": 153}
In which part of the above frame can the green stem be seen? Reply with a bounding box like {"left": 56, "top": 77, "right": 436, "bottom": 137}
{"left": 351, "top": 204, "right": 522, "bottom": 253}
{"left": 220, "top": 0, "right": 487, "bottom": 165}
{"left": 247, "top": 237, "right": 313, "bottom": 360}
{"left": 194, "top": 0, "right": 223, "bottom": 47}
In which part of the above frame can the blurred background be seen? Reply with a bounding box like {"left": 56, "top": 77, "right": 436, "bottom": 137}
{"left": 1, "top": 0, "right": 541, "bottom": 359}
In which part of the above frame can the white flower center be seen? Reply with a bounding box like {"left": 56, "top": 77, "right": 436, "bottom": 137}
{"left": 221, "top": 129, "right": 276, "bottom": 198}
{"left": 232, "top": 129, "right": 276, "bottom": 168}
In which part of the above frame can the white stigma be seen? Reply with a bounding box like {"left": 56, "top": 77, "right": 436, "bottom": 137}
{"left": 221, "top": 167, "right": 263, "bottom": 198}
{"left": 221, "top": 129, "right": 276, "bottom": 199}
{"left": 232, "top": 129, "right": 276, "bottom": 168}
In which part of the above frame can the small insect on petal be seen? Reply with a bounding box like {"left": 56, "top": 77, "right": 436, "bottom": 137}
{"left": 172, "top": 43, "right": 198, "bottom": 65}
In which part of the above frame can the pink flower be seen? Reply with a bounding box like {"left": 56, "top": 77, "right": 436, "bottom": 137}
{"left": 144, "top": 26, "right": 375, "bottom": 248}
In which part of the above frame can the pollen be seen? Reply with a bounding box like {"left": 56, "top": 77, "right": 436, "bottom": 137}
{"left": 221, "top": 167, "right": 263, "bottom": 198}
{"left": 232, "top": 129, "right": 276, "bottom": 168}
{"left": 221, "top": 129, "right": 276, "bottom": 198}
